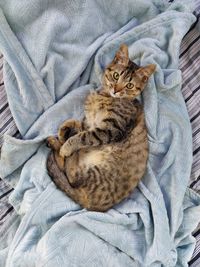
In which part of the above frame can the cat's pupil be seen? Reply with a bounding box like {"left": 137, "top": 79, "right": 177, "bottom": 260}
{"left": 126, "top": 83, "right": 133, "bottom": 89}
{"left": 113, "top": 72, "right": 119, "bottom": 80}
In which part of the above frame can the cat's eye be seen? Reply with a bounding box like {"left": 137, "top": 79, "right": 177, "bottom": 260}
{"left": 126, "top": 83, "right": 134, "bottom": 89}
{"left": 113, "top": 72, "right": 119, "bottom": 80}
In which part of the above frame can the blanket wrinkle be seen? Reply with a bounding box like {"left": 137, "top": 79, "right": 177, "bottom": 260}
{"left": 0, "top": 0, "right": 200, "bottom": 266}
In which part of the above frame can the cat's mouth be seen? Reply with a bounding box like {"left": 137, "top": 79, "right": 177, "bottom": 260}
{"left": 109, "top": 88, "right": 119, "bottom": 98}
{"left": 110, "top": 91, "right": 125, "bottom": 98}
{"left": 110, "top": 91, "right": 117, "bottom": 97}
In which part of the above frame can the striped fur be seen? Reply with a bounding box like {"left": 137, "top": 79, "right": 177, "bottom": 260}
{"left": 46, "top": 45, "right": 154, "bottom": 211}
{"left": 1, "top": 1, "right": 200, "bottom": 262}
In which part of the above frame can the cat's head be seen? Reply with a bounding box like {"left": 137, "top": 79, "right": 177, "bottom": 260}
{"left": 102, "top": 44, "right": 156, "bottom": 98}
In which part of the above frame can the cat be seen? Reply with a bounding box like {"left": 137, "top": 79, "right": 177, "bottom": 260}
{"left": 46, "top": 44, "right": 156, "bottom": 212}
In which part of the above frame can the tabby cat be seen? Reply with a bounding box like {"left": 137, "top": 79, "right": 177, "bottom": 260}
{"left": 46, "top": 44, "right": 156, "bottom": 212}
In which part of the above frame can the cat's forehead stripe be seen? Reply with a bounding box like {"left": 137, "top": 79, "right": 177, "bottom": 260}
{"left": 124, "top": 68, "right": 133, "bottom": 79}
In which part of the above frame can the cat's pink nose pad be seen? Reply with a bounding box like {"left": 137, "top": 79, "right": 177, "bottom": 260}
{"left": 114, "top": 85, "right": 122, "bottom": 93}
{"left": 113, "top": 87, "right": 118, "bottom": 94}
{"left": 114, "top": 89, "right": 121, "bottom": 94}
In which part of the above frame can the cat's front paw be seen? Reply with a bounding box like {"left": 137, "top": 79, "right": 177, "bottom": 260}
{"left": 59, "top": 144, "right": 74, "bottom": 158}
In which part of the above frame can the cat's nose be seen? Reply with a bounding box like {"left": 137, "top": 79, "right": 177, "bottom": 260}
{"left": 114, "top": 85, "right": 122, "bottom": 93}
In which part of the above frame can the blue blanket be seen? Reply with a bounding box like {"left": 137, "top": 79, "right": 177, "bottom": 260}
{"left": 0, "top": 0, "right": 200, "bottom": 266}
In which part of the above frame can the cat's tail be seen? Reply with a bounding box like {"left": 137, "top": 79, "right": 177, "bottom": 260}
{"left": 47, "top": 152, "right": 77, "bottom": 200}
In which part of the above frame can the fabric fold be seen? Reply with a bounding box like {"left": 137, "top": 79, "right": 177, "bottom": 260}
{"left": 0, "top": 0, "right": 200, "bottom": 266}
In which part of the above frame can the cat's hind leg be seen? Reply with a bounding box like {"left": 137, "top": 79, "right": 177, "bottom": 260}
{"left": 65, "top": 152, "right": 85, "bottom": 187}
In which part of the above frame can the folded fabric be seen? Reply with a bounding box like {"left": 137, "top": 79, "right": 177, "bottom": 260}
{"left": 0, "top": 0, "right": 200, "bottom": 266}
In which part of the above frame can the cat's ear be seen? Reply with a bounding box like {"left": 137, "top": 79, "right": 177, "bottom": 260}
{"left": 136, "top": 64, "right": 156, "bottom": 82}
{"left": 113, "top": 44, "right": 129, "bottom": 66}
